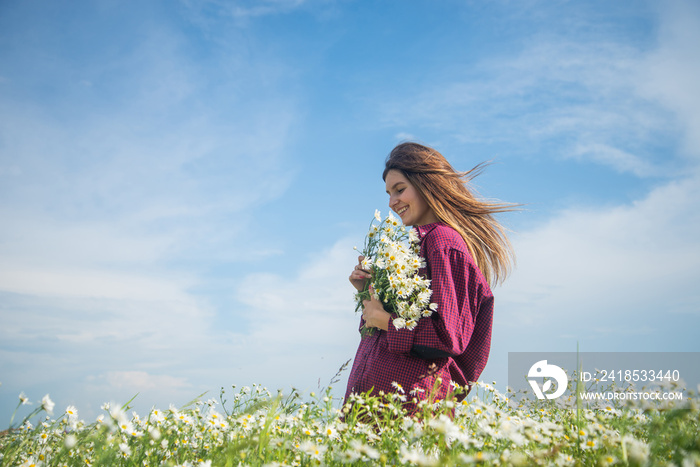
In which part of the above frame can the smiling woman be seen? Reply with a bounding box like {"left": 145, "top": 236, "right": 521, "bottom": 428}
{"left": 345, "top": 142, "right": 518, "bottom": 411}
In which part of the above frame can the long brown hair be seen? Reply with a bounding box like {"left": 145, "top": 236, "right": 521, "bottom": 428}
{"left": 383, "top": 142, "right": 516, "bottom": 286}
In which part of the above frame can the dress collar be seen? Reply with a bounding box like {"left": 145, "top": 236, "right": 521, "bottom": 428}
{"left": 414, "top": 222, "right": 444, "bottom": 239}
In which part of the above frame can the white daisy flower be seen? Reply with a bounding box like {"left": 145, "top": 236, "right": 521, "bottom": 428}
{"left": 395, "top": 317, "right": 409, "bottom": 329}
{"left": 41, "top": 394, "right": 55, "bottom": 415}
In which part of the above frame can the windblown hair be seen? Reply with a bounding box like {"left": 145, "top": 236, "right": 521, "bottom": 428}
{"left": 383, "top": 142, "right": 517, "bottom": 286}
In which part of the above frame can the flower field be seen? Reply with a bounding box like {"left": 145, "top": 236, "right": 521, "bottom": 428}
{"left": 1, "top": 372, "right": 698, "bottom": 466}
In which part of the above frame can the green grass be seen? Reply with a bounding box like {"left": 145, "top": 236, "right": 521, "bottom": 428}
{"left": 1, "top": 376, "right": 698, "bottom": 466}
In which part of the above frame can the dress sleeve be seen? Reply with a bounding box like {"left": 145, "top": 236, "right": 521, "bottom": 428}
{"left": 385, "top": 244, "right": 479, "bottom": 358}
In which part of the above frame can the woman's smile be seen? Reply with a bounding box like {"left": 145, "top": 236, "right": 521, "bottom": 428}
{"left": 385, "top": 169, "right": 437, "bottom": 227}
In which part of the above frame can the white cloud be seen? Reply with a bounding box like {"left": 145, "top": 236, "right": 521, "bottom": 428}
{"left": 637, "top": 0, "right": 700, "bottom": 159}
{"left": 102, "top": 371, "right": 191, "bottom": 392}
{"left": 0, "top": 236, "right": 365, "bottom": 420}
{"left": 480, "top": 168, "right": 700, "bottom": 390}
{"left": 496, "top": 171, "right": 700, "bottom": 346}
{"left": 373, "top": 6, "right": 697, "bottom": 178}
{"left": 0, "top": 267, "right": 193, "bottom": 301}
{"left": 229, "top": 237, "right": 362, "bottom": 390}
{"left": 569, "top": 143, "right": 659, "bottom": 178}
{"left": 0, "top": 0, "right": 301, "bottom": 297}
{"left": 183, "top": 0, "right": 308, "bottom": 20}
{"left": 0, "top": 2, "right": 304, "bottom": 422}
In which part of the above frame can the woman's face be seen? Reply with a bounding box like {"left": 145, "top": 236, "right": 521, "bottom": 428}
{"left": 385, "top": 169, "right": 437, "bottom": 227}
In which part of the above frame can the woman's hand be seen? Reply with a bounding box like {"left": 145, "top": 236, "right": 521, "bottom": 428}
{"left": 362, "top": 288, "right": 390, "bottom": 331}
{"left": 349, "top": 255, "right": 371, "bottom": 292}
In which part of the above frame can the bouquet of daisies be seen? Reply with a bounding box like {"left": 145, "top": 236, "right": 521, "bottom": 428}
{"left": 354, "top": 210, "right": 438, "bottom": 336}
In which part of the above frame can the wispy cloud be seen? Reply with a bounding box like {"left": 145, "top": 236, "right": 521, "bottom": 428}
{"left": 636, "top": 0, "right": 700, "bottom": 158}
{"left": 495, "top": 1, "right": 700, "bottom": 353}
{"left": 0, "top": 1, "right": 302, "bottom": 419}
{"left": 229, "top": 238, "right": 361, "bottom": 387}
{"left": 204, "top": 0, "right": 308, "bottom": 19}
{"left": 498, "top": 171, "right": 700, "bottom": 333}
{"left": 569, "top": 143, "right": 660, "bottom": 177}
{"left": 373, "top": 7, "right": 690, "bottom": 178}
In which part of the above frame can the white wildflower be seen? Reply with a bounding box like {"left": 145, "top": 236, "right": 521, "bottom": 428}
{"left": 65, "top": 405, "right": 78, "bottom": 418}
{"left": 149, "top": 426, "right": 161, "bottom": 440}
{"left": 391, "top": 381, "right": 406, "bottom": 393}
{"left": 323, "top": 424, "right": 339, "bottom": 439}
{"left": 119, "top": 441, "right": 131, "bottom": 456}
{"left": 118, "top": 420, "right": 135, "bottom": 434}
{"left": 417, "top": 289, "right": 431, "bottom": 305}
{"left": 41, "top": 394, "right": 55, "bottom": 415}
{"left": 556, "top": 453, "right": 576, "bottom": 466}
{"left": 64, "top": 434, "right": 78, "bottom": 448}
{"left": 400, "top": 446, "right": 438, "bottom": 466}
{"left": 349, "top": 439, "right": 380, "bottom": 460}
{"left": 19, "top": 456, "right": 40, "bottom": 467}
{"left": 299, "top": 440, "right": 326, "bottom": 460}
{"left": 393, "top": 317, "right": 407, "bottom": 329}
{"left": 428, "top": 414, "right": 460, "bottom": 437}
{"left": 460, "top": 452, "right": 496, "bottom": 464}
{"left": 149, "top": 408, "right": 165, "bottom": 424}
{"left": 623, "top": 435, "right": 649, "bottom": 465}
{"left": 110, "top": 405, "right": 129, "bottom": 426}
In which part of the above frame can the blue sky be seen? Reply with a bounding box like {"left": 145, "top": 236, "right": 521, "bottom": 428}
{"left": 1, "top": 0, "right": 699, "bottom": 423}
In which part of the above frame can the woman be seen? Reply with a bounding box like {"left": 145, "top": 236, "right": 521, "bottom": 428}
{"left": 345, "top": 142, "right": 515, "bottom": 409}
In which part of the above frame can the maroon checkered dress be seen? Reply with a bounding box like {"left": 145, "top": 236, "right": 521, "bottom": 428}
{"left": 345, "top": 222, "right": 494, "bottom": 409}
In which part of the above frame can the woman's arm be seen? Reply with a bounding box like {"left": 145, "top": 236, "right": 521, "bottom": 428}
{"left": 385, "top": 245, "right": 490, "bottom": 357}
